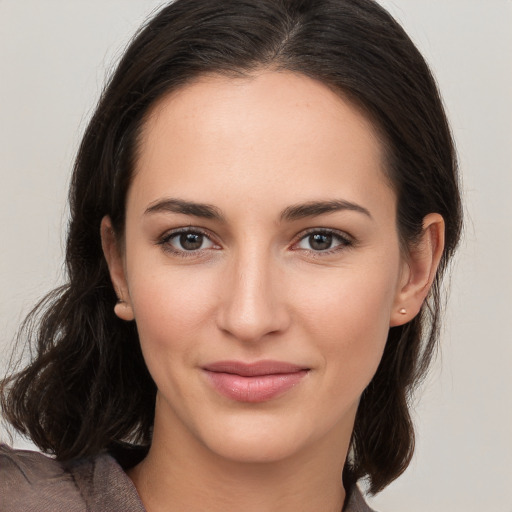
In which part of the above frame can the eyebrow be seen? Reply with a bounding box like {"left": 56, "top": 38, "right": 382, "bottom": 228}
{"left": 144, "top": 198, "right": 371, "bottom": 222}
{"left": 144, "top": 198, "right": 224, "bottom": 220}
{"left": 279, "top": 199, "right": 372, "bottom": 221}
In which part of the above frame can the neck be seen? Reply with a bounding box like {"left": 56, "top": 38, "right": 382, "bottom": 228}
{"left": 128, "top": 400, "right": 353, "bottom": 512}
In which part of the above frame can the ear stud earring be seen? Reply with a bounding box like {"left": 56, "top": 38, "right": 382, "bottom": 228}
{"left": 399, "top": 308, "right": 407, "bottom": 314}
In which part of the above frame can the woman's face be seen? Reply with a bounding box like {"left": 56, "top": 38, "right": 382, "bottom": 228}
{"left": 108, "top": 71, "right": 411, "bottom": 463}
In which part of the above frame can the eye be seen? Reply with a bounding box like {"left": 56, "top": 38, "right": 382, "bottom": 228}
{"left": 294, "top": 229, "right": 352, "bottom": 253}
{"left": 159, "top": 228, "right": 218, "bottom": 255}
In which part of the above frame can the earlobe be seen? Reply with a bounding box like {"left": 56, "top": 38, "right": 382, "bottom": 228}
{"left": 100, "top": 216, "right": 135, "bottom": 322}
{"left": 390, "top": 213, "right": 445, "bottom": 327}
{"left": 114, "top": 298, "right": 135, "bottom": 322}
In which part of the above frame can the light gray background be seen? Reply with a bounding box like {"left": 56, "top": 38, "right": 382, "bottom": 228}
{"left": 0, "top": 1, "right": 511, "bottom": 511}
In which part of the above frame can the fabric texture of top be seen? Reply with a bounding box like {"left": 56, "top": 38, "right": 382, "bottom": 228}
{"left": 0, "top": 443, "right": 376, "bottom": 511}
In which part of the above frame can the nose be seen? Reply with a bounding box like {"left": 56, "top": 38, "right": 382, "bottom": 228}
{"left": 216, "top": 247, "right": 291, "bottom": 344}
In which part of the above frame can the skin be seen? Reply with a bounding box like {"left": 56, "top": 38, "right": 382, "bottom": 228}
{"left": 102, "top": 71, "right": 444, "bottom": 512}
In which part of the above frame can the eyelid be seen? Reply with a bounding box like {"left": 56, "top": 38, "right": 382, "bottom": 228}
{"left": 291, "top": 227, "right": 355, "bottom": 254}
{"left": 156, "top": 226, "right": 221, "bottom": 256}
{"left": 155, "top": 225, "right": 355, "bottom": 258}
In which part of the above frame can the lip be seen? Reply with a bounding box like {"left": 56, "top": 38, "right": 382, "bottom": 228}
{"left": 202, "top": 360, "right": 310, "bottom": 403}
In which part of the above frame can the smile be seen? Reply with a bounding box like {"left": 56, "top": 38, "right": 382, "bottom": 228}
{"left": 202, "top": 360, "right": 310, "bottom": 403}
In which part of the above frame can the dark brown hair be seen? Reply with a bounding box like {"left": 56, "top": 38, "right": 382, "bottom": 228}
{"left": 1, "top": 0, "right": 462, "bottom": 494}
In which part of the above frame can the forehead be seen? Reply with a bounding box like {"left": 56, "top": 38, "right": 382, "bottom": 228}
{"left": 130, "top": 71, "right": 394, "bottom": 218}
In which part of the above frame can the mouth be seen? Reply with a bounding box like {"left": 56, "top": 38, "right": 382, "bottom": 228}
{"left": 202, "top": 360, "right": 310, "bottom": 403}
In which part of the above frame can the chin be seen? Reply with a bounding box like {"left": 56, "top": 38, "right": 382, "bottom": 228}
{"left": 203, "top": 425, "right": 308, "bottom": 464}
{"left": 192, "top": 407, "right": 348, "bottom": 466}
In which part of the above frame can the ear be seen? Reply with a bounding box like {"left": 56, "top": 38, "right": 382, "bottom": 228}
{"left": 100, "top": 216, "right": 135, "bottom": 321}
{"left": 390, "top": 213, "right": 445, "bottom": 327}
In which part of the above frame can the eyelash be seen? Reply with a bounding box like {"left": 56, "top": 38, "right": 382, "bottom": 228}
{"left": 156, "top": 227, "right": 354, "bottom": 258}
{"left": 292, "top": 228, "right": 354, "bottom": 256}
{"left": 157, "top": 227, "right": 219, "bottom": 258}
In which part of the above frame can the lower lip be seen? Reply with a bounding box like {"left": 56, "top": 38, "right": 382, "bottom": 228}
{"left": 203, "top": 370, "right": 309, "bottom": 403}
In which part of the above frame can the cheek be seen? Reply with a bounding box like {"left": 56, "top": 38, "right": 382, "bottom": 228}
{"left": 125, "top": 266, "right": 225, "bottom": 415}
{"left": 127, "top": 264, "right": 219, "bottom": 366}
{"left": 292, "top": 264, "right": 398, "bottom": 383}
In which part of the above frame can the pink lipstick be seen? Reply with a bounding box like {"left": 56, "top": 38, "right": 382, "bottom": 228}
{"left": 202, "top": 360, "right": 309, "bottom": 403}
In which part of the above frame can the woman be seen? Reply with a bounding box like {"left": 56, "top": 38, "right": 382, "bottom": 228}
{"left": 0, "top": 0, "right": 462, "bottom": 510}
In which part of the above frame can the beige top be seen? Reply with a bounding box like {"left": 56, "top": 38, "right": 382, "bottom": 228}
{"left": 0, "top": 444, "right": 375, "bottom": 512}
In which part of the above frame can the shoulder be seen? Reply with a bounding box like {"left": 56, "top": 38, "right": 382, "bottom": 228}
{"left": 344, "top": 484, "right": 378, "bottom": 512}
{"left": 0, "top": 444, "right": 84, "bottom": 511}
{"left": 0, "top": 443, "right": 145, "bottom": 512}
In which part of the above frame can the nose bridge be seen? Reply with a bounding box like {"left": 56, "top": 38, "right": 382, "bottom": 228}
{"left": 217, "top": 241, "right": 289, "bottom": 342}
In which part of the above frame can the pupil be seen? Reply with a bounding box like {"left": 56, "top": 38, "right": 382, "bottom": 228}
{"left": 180, "top": 233, "right": 202, "bottom": 250}
{"left": 310, "top": 233, "right": 332, "bottom": 250}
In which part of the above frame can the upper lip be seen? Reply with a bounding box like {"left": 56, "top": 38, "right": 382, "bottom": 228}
{"left": 202, "top": 360, "right": 309, "bottom": 377}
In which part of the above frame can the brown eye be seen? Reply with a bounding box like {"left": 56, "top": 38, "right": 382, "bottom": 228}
{"left": 162, "top": 230, "right": 216, "bottom": 253}
{"left": 308, "top": 233, "right": 333, "bottom": 251}
{"left": 179, "top": 233, "right": 204, "bottom": 250}
{"left": 295, "top": 230, "right": 352, "bottom": 253}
